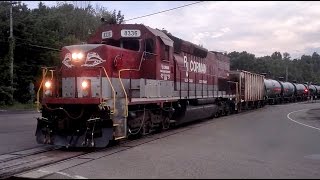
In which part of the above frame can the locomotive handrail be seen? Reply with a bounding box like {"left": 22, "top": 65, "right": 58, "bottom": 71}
{"left": 99, "top": 66, "right": 116, "bottom": 114}
{"left": 118, "top": 51, "right": 146, "bottom": 118}
{"left": 36, "top": 67, "right": 49, "bottom": 112}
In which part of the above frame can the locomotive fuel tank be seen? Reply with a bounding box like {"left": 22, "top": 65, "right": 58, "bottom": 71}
{"left": 264, "top": 79, "right": 282, "bottom": 98}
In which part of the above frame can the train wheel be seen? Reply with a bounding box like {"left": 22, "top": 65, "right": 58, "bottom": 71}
{"left": 214, "top": 111, "right": 220, "bottom": 118}
{"left": 162, "top": 116, "right": 170, "bottom": 130}
{"left": 257, "top": 101, "right": 261, "bottom": 108}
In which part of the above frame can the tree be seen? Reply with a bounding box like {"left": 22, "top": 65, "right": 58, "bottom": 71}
{"left": 97, "top": 6, "right": 124, "bottom": 25}
{"left": 0, "top": 1, "right": 125, "bottom": 105}
{"left": 283, "top": 52, "right": 291, "bottom": 60}
{"left": 229, "top": 51, "right": 320, "bottom": 84}
{"left": 271, "top": 51, "right": 282, "bottom": 60}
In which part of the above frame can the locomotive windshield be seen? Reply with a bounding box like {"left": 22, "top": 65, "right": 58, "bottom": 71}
{"left": 102, "top": 38, "right": 140, "bottom": 51}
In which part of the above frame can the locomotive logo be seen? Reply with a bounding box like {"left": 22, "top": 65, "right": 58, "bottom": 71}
{"left": 62, "top": 52, "right": 106, "bottom": 68}
{"left": 82, "top": 52, "right": 106, "bottom": 67}
{"left": 183, "top": 56, "right": 206, "bottom": 78}
{"left": 62, "top": 53, "right": 74, "bottom": 68}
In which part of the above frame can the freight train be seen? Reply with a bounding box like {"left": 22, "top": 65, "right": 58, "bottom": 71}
{"left": 35, "top": 23, "right": 320, "bottom": 148}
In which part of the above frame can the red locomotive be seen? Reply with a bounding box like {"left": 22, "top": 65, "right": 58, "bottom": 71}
{"left": 36, "top": 24, "right": 264, "bottom": 147}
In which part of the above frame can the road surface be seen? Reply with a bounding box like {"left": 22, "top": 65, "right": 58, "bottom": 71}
{"left": 0, "top": 110, "right": 42, "bottom": 155}
{"left": 12, "top": 102, "right": 320, "bottom": 178}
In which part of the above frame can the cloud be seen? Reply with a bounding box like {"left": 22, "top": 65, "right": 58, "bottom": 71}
{"left": 23, "top": 1, "right": 320, "bottom": 58}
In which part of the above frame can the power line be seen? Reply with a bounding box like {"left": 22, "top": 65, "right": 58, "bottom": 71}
{"left": 15, "top": 37, "right": 59, "bottom": 49}
{"left": 14, "top": 38, "right": 61, "bottom": 51}
{"left": 15, "top": 41, "right": 61, "bottom": 52}
{"left": 124, "top": 1, "right": 205, "bottom": 22}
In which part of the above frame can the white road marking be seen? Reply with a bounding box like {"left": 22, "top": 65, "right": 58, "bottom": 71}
{"left": 38, "top": 169, "right": 50, "bottom": 173}
{"left": 74, "top": 175, "right": 88, "bottom": 179}
{"left": 287, "top": 109, "right": 320, "bottom": 132}
{"left": 37, "top": 169, "right": 87, "bottom": 179}
{"left": 56, "top": 171, "right": 88, "bottom": 179}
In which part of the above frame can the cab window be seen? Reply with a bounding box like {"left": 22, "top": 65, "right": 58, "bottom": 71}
{"left": 145, "top": 38, "right": 154, "bottom": 53}
{"left": 122, "top": 39, "right": 140, "bottom": 51}
{"left": 161, "top": 45, "right": 170, "bottom": 61}
{"left": 102, "top": 39, "right": 140, "bottom": 51}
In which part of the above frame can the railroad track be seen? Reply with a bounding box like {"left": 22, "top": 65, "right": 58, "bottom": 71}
{"left": 2, "top": 107, "right": 266, "bottom": 179}
{"left": 0, "top": 145, "right": 92, "bottom": 179}
{"left": 1, "top": 125, "right": 196, "bottom": 179}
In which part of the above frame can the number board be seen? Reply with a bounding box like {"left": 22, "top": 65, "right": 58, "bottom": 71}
{"left": 102, "top": 30, "right": 113, "bottom": 39}
{"left": 121, "top": 29, "right": 141, "bottom": 37}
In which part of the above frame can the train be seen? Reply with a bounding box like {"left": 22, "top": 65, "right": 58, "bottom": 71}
{"left": 35, "top": 23, "right": 320, "bottom": 148}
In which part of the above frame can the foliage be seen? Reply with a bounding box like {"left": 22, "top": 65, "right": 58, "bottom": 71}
{"left": 0, "top": 1, "right": 124, "bottom": 105}
{"left": 1, "top": 0, "right": 319, "bottom": 106}
{"left": 228, "top": 51, "right": 320, "bottom": 84}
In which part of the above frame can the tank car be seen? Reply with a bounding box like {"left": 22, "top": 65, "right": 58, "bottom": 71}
{"left": 35, "top": 24, "right": 238, "bottom": 147}
{"left": 278, "top": 81, "right": 295, "bottom": 103}
{"left": 307, "top": 84, "right": 318, "bottom": 100}
{"left": 292, "top": 83, "right": 308, "bottom": 101}
{"left": 314, "top": 85, "right": 320, "bottom": 99}
{"left": 264, "top": 79, "right": 282, "bottom": 104}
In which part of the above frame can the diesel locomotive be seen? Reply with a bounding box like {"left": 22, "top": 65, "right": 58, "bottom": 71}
{"left": 35, "top": 23, "right": 319, "bottom": 148}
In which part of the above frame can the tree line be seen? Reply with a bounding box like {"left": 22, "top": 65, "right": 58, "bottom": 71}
{"left": 0, "top": 1, "right": 319, "bottom": 106}
{"left": 0, "top": 1, "right": 124, "bottom": 105}
{"left": 228, "top": 51, "right": 320, "bottom": 84}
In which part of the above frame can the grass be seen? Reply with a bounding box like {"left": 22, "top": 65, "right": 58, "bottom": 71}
{"left": 0, "top": 102, "right": 37, "bottom": 111}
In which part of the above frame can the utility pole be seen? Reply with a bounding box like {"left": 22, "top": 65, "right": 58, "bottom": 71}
{"left": 285, "top": 65, "right": 288, "bottom": 82}
{"left": 8, "top": 1, "right": 17, "bottom": 104}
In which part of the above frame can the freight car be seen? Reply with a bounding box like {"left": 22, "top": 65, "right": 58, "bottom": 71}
{"left": 314, "top": 85, "right": 320, "bottom": 99}
{"left": 264, "top": 79, "right": 311, "bottom": 104}
{"left": 264, "top": 78, "right": 282, "bottom": 104}
{"left": 307, "top": 84, "right": 317, "bottom": 99}
{"left": 229, "top": 70, "right": 265, "bottom": 111}
{"left": 279, "top": 81, "right": 295, "bottom": 103}
{"left": 293, "top": 83, "right": 308, "bottom": 101}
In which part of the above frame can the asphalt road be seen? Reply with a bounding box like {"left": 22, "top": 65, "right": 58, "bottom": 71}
{"left": 15, "top": 101, "right": 320, "bottom": 179}
{"left": 0, "top": 111, "right": 42, "bottom": 155}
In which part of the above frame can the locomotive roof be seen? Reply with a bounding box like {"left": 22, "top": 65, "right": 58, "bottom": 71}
{"left": 144, "top": 26, "right": 173, "bottom": 47}
{"left": 88, "top": 23, "right": 173, "bottom": 46}
{"left": 88, "top": 23, "right": 211, "bottom": 58}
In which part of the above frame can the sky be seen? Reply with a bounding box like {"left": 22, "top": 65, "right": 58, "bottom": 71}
{"left": 22, "top": 1, "right": 320, "bottom": 59}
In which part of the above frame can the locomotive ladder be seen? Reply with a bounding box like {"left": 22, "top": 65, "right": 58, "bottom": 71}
{"left": 99, "top": 66, "right": 126, "bottom": 140}
{"left": 113, "top": 51, "right": 147, "bottom": 140}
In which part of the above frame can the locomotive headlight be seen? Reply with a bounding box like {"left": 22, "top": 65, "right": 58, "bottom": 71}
{"left": 81, "top": 80, "right": 91, "bottom": 97}
{"left": 72, "top": 52, "right": 84, "bottom": 61}
{"left": 82, "top": 80, "right": 89, "bottom": 89}
{"left": 77, "top": 53, "right": 84, "bottom": 60}
{"left": 44, "top": 80, "right": 53, "bottom": 96}
{"left": 72, "top": 53, "right": 78, "bottom": 60}
{"left": 44, "top": 81, "right": 52, "bottom": 89}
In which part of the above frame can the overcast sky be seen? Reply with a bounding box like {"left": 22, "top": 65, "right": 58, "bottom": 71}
{"left": 22, "top": 1, "right": 320, "bottom": 59}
